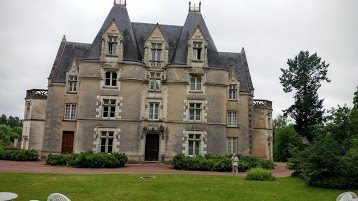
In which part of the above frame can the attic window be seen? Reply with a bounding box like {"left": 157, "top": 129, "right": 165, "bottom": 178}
{"left": 192, "top": 42, "right": 202, "bottom": 61}
{"left": 108, "top": 36, "right": 118, "bottom": 55}
{"left": 151, "top": 43, "right": 162, "bottom": 67}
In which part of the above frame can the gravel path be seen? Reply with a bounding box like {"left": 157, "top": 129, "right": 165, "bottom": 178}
{"left": 0, "top": 159, "right": 293, "bottom": 177}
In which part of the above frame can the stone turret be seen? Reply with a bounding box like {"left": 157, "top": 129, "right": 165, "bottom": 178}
{"left": 252, "top": 99, "right": 273, "bottom": 160}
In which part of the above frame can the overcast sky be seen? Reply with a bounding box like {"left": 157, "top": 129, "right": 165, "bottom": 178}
{"left": 0, "top": 0, "right": 357, "bottom": 119}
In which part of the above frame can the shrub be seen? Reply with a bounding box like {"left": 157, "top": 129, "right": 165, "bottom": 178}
{"left": 46, "top": 152, "right": 128, "bottom": 168}
{"left": 0, "top": 149, "right": 39, "bottom": 161}
{"left": 245, "top": 167, "right": 276, "bottom": 181}
{"left": 171, "top": 154, "right": 274, "bottom": 172}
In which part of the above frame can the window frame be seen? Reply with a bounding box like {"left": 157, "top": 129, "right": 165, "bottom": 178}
{"left": 190, "top": 75, "right": 202, "bottom": 91}
{"left": 192, "top": 42, "right": 202, "bottom": 61}
{"left": 188, "top": 133, "right": 201, "bottom": 156}
{"left": 64, "top": 104, "right": 77, "bottom": 120}
{"left": 108, "top": 36, "right": 118, "bottom": 55}
{"left": 100, "top": 131, "right": 114, "bottom": 153}
{"left": 102, "top": 99, "right": 116, "bottom": 118}
{"left": 227, "top": 111, "right": 237, "bottom": 127}
{"left": 149, "top": 102, "right": 160, "bottom": 120}
{"left": 149, "top": 72, "right": 161, "bottom": 92}
{"left": 104, "top": 71, "right": 118, "bottom": 87}
{"left": 189, "top": 102, "right": 202, "bottom": 121}
{"left": 227, "top": 137, "right": 238, "bottom": 154}
{"left": 68, "top": 75, "right": 78, "bottom": 93}
{"left": 228, "top": 84, "right": 237, "bottom": 100}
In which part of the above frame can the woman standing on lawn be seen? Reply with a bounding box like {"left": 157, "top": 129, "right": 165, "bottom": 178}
{"left": 231, "top": 154, "right": 239, "bottom": 176}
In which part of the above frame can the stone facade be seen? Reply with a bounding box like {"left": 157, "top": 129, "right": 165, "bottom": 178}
{"left": 22, "top": 2, "right": 273, "bottom": 162}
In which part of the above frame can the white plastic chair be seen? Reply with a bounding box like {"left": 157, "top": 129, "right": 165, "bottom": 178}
{"left": 47, "top": 193, "right": 71, "bottom": 201}
{"left": 337, "top": 192, "right": 358, "bottom": 201}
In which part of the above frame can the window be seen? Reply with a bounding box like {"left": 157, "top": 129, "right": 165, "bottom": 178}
{"left": 64, "top": 104, "right": 77, "bottom": 120}
{"left": 192, "top": 42, "right": 202, "bottom": 60}
{"left": 149, "top": 72, "right": 161, "bottom": 91}
{"left": 229, "top": 84, "right": 237, "bottom": 100}
{"left": 105, "top": 71, "right": 117, "bottom": 87}
{"left": 108, "top": 36, "right": 118, "bottom": 55}
{"left": 152, "top": 43, "right": 162, "bottom": 66}
{"left": 102, "top": 99, "right": 116, "bottom": 118}
{"left": 190, "top": 75, "right": 202, "bottom": 91}
{"left": 227, "top": 111, "right": 237, "bottom": 127}
{"left": 149, "top": 102, "right": 159, "bottom": 120}
{"left": 227, "top": 137, "right": 238, "bottom": 154}
{"left": 68, "top": 76, "right": 77, "bottom": 92}
{"left": 189, "top": 103, "right": 202, "bottom": 121}
{"left": 25, "top": 102, "right": 30, "bottom": 119}
{"left": 100, "top": 131, "right": 114, "bottom": 153}
{"left": 188, "top": 134, "right": 201, "bottom": 156}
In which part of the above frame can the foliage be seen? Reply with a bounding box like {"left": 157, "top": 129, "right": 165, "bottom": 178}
{"left": 0, "top": 114, "right": 23, "bottom": 127}
{"left": 273, "top": 125, "right": 303, "bottom": 162}
{"left": 0, "top": 149, "right": 39, "bottom": 161}
{"left": 46, "top": 152, "right": 128, "bottom": 168}
{"left": 171, "top": 154, "right": 274, "bottom": 172}
{"left": 245, "top": 167, "right": 276, "bottom": 181}
{"left": 288, "top": 104, "right": 358, "bottom": 189}
{"left": 0, "top": 173, "right": 348, "bottom": 201}
{"left": 272, "top": 114, "right": 289, "bottom": 130}
{"left": 0, "top": 124, "right": 22, "bottom": 147}
{"left": 280, "top": 51, "right": 330, "bottom": 142}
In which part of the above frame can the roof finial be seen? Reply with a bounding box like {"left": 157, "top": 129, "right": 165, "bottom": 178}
{"left": 114, "top": 0, "right": 126, "bottom": 6}
{"left": 62, "top": 35, "right": 66, "bottom": 42}
{"left": 189, "top": 1, "right": 201, "bottom": 13}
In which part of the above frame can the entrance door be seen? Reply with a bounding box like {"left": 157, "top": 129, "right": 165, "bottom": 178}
{"left": 145, "top": 134, "right": 159, "bottom": 161}
{"left": 62, "top": 131, "right": 74, "bottom": 153}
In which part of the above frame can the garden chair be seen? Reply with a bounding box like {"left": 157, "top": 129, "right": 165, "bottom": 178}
{"left": 336, "top": 192, "right": 358, "bottom": 201}
{"left": 47, "top": 193, "right": 71, "bottom": 201}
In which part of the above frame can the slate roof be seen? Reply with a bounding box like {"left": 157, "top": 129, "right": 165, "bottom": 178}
{"left": 219, "top": 52, "right": 254, "bottom": 92}
{"left": 48, "top": 4, "right": 254, "bottom": 92}
{"left": 48, "top": 38, "right": 90, "bottom": 83}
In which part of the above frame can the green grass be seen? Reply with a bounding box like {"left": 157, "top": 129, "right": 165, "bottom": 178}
{"left": 0, "top": 173, "right": 353, "bottom": 201}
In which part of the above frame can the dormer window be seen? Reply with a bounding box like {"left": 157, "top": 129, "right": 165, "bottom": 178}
{"left": 192, "top": 42, "right": 202, "bottom": 61}
{"left": 108, "top": 36, "right": 118, "bottom": 55}
{"left": 151, "top": 43, "right": 162, "bottom": 67}
{"left": 68, "top": 75, "right": 77, "bottom": 93}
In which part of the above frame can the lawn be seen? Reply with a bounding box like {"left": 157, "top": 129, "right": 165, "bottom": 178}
{"left": 0, "top": 173, "right": 352, "bottom": 201}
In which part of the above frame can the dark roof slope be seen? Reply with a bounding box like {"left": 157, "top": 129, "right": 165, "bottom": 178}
{"left": 85, "top": 5, "right": 141, "bottom": 61}
{"left": 132, "top": 23, "right": 182, "bottom": 63}
{"left": 48, "top": 38, "right": 90, "bottom": 83}
{"left": 171, "top": 12, "right": 221, "bottom": 66}
{"left": 219, "top": 52, "right": 254, "bottom": 92}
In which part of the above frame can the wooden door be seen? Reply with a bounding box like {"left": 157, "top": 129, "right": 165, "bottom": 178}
{"left": 145, "top": 134, "right": 159, "bottom": 161}
{"left": 62, "top": 131, "right": 74, "bottom": 153}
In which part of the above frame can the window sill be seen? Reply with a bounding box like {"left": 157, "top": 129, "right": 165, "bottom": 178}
{"left": 228, "top": 99, "right": 238, "bottom": 102}
{"left": 67, "top": 91, "right": 77, "bottom": 94}
{"left": 102, "top": 86, "right": 118, "bottom": 89}
{"left": 189, "top": 90, "right": 203, "bottom": 94}
{"left": 227, "top": 126, "right": 238, "bottom": 128}
{"left": 148, "top": 90, "right": 162, "bottom": 93}
{"left": 106, "top": 54, "right": 118, "bottom": 57}
{"left": 63, "top": 119, "right": 77, "bottom": 122}
{"left": 191, "top": 60, "right": 203, "bottom": 63}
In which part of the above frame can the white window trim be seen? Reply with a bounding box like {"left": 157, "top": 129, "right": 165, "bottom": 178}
{"left": 184, "top": 100, "right": 207, "bottom": 123}
{"left": 227, "top": 137, "right": 238, "bottom": 154}
{"left": 227, "top": 111, "right": 237, "bottom": 127}
{"left": 149, "top": 102, "right": 160, "bottom": 120}
{"left": 93, "top": 127, "right": 121, "bottom": 153}
{"left": 182, "top": 130, "right": 207, "bottom": 156}
{"left": 107, "top": 36, "right": 118, "bottom": 55}
{"left": 68, "top": 75, "right": 78, "bottom": 93}
{"left": 101, "top": 68, "right": 120, "bottom": 89}
{"left": 64, "top": 104, "right": 77, "bottom": 120}
{"left": 192, "top": 42, "right": 203, "bottom": 61}
{"left": 148, "top": 72, "right": 162, "bottom": 92}
{"left": 96, "top": 96, "right": 122, "bottom": 119}
{"left": 228, "top": 84, "right": 237, "bottom": 100}
{"left": 188, "top": 73, "right": 205, "bottom": 94}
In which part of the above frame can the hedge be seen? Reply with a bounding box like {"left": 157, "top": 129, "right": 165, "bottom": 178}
{"left": 0, "top": 149, "right": 39, "bottom": 161}
{"left": 46, "top": 152, "right": 128, "bottom": 168}
{"left": 171, "top": 154, "right": 274, "bottom": 172}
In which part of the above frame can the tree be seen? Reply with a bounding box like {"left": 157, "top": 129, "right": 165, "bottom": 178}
{"left": 273, "top": 125, "right": 303, "bottom": 162}
{"left": 280, "top": 51, "right": 330, "bottom": 142}
{"left": 272, "top": 114, "right": 288, "bottom": 130}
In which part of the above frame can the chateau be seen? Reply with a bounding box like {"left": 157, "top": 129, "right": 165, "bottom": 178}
{"left": 21, "top": 1, "right": 273, "bottom": 162}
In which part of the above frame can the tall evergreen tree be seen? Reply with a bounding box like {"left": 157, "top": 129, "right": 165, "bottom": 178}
{"left": 280, "top": 51, "right": 330, "bottom": 142}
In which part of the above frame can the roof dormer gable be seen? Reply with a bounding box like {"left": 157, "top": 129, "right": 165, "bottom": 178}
{"left": 144, "top": 23, "right": 170, "bottom": 68}
{"left": 101, "top": 19, "right": 124, "bottom": 61}
{"left": 187, "top": 25, "right": 208, "bottom": 67}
